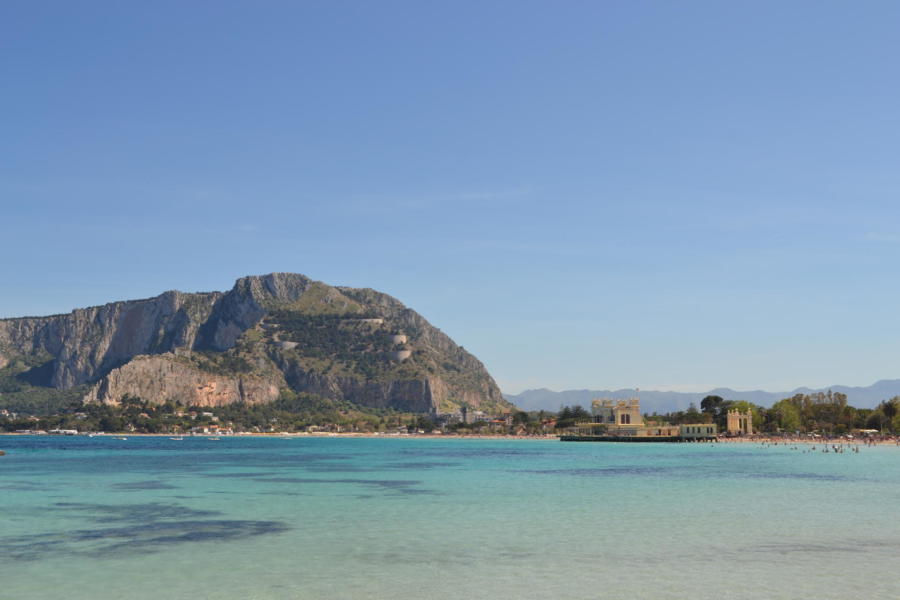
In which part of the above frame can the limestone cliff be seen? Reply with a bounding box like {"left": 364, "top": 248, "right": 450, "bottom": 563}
{"left": 274, "top": 357, "right": 436, "bottom": 413}
{"left": 1, "top": 273, "right": 510, "bottom": 414}
{"left": 0, "top": 290, "right": 221, "bottom": 388}
{"left": 83, "top": 354, "right": 281, "bottom": 407}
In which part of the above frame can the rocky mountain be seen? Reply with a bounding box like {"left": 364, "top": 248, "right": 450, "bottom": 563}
{"left": 0, "top": 273, "right": 509, "bottom": 414}
{"left": 506, "top": 380, "right": 900, "bottom": 413}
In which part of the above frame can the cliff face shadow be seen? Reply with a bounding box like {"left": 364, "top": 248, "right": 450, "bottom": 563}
{"left": 0, "top": 501, "right": 289, "bottom": 562}
{"left": 15, "top": 358, "right": 56, "bottom": 386}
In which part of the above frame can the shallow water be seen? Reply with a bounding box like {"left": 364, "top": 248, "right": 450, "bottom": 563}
{"left": 1, "top": 436, "right": 898, "bottom": 599}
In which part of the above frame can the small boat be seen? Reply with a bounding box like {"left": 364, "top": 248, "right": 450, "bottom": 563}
{"left": 169, "top": 436, "right": 184, "bottom": 441}
{"left": 114, "top": 436, "right": 128, "bottom": 440}
{"left": 207, "top": 437, "right": 221, "bottom": 441}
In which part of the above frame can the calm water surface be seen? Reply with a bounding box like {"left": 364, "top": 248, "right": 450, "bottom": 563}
{"left": 1, "top": 436, "right": 898, "bottom": 599}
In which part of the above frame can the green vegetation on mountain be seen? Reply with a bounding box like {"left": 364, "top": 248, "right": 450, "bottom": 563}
{"left": 0, "top": 352, "right": 87, "bottom": 414}
{"left": 0, "top": 273, "right": 509, "bottom": 416}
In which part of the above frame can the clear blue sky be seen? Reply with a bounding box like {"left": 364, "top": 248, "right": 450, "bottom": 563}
{"left": 3, "top": 1, "right": 900, "bottom": 394}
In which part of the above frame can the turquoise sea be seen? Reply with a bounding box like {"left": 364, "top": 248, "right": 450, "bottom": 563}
{"left": 1, "top": 436, "right": 898, "bottom": 599}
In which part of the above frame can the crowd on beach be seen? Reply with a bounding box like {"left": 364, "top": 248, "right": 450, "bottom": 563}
{"left": 720, "top": 433, "right": 900, "bottom": 453}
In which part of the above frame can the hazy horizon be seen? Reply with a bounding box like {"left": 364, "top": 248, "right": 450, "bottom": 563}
{"left": 503, "top": 378, "right": 900, "bottom": 397}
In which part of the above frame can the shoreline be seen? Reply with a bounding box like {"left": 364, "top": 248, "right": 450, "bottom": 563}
{"left": 2, "top": 431, "right": 899, "bottom": 445}
{"left": 0, "top": 431, "right": 559, "bottom": 441}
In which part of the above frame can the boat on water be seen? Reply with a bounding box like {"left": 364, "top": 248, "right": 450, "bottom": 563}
{"left": 207, "top": 437, "right": 221, "bottom": 441}
{"left": 169, "top": 436, "right": 184, "bottom": 441}
{"left": 114, "top": 436, "right": 128, "bottom": 440}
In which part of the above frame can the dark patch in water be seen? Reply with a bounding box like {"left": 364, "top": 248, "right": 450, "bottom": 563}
{"left": 400, "top": 447, "right": 540, "bottom": 460}
{"left": 293, "top": 453, "right": 355, "bottom": 461}
{"left": 301, "top": 464, "right": 370, "bottom": 473}
{"left": 745, "top": 472, "right": 850, "bottom": 482}
{"left": 111, "top": 480, "right": 177, "bottom": 490}
{"left": 199, "top": 471, "right": 276, "bottom": 478}
{"left": 1, "top": 502, "right": 289, "bottom": 562}
{"left": 254, "top": 476, "right": 435, "bottom": 495}
{"left": 524, "top": 465, "right": 857, "bottom": 483}
{"left": 750, "top": 539, "right": 898, "bottom": 556}
{"left": 0, "top": 481, "right": 49, "bottom": 491}
{"left": 51, "top": 501, "right": 220, "bottom": 522}
{"left": 90, "top": 520, "right": 290, "bottom": 557}
{"left": 520, "top": 466, "right": 672, "bottom": 477}
{"left": 5, "top": 445, "right": 360, "bottom": 477}
{"left": 386, "top": 461, "right": 461, "bottom": 470}
{"left": 392, "top": 488, "right": 437, "bottom": 495}
{"left": 1, "top": 519, "right": 289, "bottom": 561}
{"left": 496, "top": 550, "right": 537, "bottom": 560}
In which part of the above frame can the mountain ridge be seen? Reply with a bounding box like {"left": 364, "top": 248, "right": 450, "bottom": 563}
{"left": 0, "top": 273, "right": 508, "bottom": 415}
{"left": 506, "top": 380, "right": 900, "bottom": 412}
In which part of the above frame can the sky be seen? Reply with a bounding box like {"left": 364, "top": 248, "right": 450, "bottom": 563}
{"left": 3, "top": 1, "right": 900, "bottom": 395}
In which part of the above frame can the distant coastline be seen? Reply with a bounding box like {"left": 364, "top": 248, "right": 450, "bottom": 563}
{"left": 0, "top": 431, "right": 557, "bottom": 441}
{"left": 3, "top": 431, "right": 899, "bottom": 446}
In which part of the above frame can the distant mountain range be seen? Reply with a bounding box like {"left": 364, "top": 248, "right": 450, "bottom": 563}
{"left": 505, "top": 380, "right": 900, "bottom": 413}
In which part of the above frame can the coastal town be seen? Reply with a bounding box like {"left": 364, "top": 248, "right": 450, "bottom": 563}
{"left": 3, "top": 393, "right": 899, "bottom": 445}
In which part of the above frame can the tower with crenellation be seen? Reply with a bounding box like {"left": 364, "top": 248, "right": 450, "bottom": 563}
{"left": 726, "top": 408, "right": 753, "bottom": 435}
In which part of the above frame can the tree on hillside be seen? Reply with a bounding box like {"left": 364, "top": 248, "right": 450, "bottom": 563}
{"left": 556, "top": 405, "right": 590, "bottom": 429}
{"left": 880, "top": 398, "right": 898, "bottom": 432}
{"left": 571, "top": 405, "right": 591, "bottom": 421}
{"left": 700, "top": 395, "right": 724, "bottom": 415}
{"left": 512, "top": 411, "right": 532, "bottom": 425}
{"left": 685, "top": 402, "right": 701, "bottom": 422}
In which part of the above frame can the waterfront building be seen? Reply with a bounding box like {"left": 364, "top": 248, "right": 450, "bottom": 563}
{"left": 592, "top": 398, "right": 642, "bottom": 427}
{"left": 563, "top": 397, "right": 716, "bottom": 442}
{"left": 679, "top": 424, "right": 717, "bottom": 439}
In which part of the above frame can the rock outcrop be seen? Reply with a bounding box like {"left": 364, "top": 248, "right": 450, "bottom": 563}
{"left": 0, "top": 290, "right": 221, "bottom": 388}
{"left": 1, "top": 273, "right": 509, "bottom": 414}
{"left": 275, "top": 358, "right": 435, "bottom": 413}
{"left": 83, "top": 354, "right": 281, "bottom": 407}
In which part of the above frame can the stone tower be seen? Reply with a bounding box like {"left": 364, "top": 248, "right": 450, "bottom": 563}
{"left": 726, "top": 408, "right": 753, "bottom": 435}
